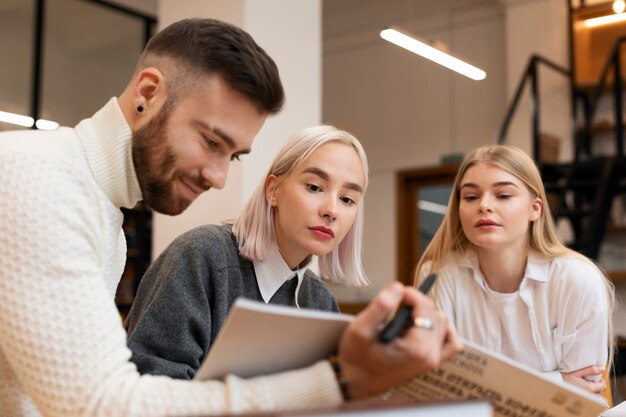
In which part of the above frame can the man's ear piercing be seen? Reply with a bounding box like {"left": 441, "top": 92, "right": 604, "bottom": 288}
{"left": 136, "top": 105, "right": 144, "bottom": 113}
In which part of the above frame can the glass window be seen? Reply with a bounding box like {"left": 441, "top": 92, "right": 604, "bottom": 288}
{"left": 417, "top": 184, "right": 452, "bottom": 254}
{"left": 41, "top": 0, "right": 145, "bottom": 127}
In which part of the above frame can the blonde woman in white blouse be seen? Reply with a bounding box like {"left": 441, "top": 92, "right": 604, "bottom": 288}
{"left": 415, "top": 144, "right": 614, "bottom": 395}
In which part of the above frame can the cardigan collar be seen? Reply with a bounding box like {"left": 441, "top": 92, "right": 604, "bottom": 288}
{"left": 75, "top": 97, "right": 142, "bottom": 209}
{"left": 253, "top": 244, "right": 312, "bottom": 307}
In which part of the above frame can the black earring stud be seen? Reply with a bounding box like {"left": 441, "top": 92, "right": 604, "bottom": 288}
{"left": 136, "top": 105, "right": 144, "bottom": 113}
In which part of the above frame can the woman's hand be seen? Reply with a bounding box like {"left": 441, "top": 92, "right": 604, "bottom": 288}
{"left": 561, "top": 365, "right": 606, "bottom": 394}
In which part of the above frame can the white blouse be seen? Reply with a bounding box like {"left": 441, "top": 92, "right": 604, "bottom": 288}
{"left": 431, "top": 250, "right": 609, "bottom": 381}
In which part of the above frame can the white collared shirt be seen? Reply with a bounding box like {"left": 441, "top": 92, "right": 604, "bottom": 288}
{"left": 253, "top": 244, "right": 311, "bottom": 308}
{"left": 484, "top": 285, "right": 542, "bottom": 370}
{"left": 433, "top": 249, "right": 609, "bottom": 381}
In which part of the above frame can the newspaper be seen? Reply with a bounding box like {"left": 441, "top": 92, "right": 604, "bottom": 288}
{"left": 388, "top": 339, "right": 607, "bottom": 417}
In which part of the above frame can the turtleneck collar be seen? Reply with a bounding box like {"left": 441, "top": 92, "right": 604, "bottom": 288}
{"left": 75, "top": 97, "right": 142, "bottom": 209}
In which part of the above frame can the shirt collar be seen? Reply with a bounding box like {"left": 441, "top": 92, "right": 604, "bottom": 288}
{"left": 456, "top": 248, "right": 549, "bottom": 291}
{"left": 252, "top": 244, "right": 311, "bottom": 307}
{"left": 524, "top": 251, "right": 550, "bottom": 283}
{"left": 75, "top": 97, "right": 142, "bottom": 209}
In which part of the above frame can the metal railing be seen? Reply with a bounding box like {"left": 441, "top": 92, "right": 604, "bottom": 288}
{"left": 580, "top": 36, "right": 626, "bottom": 159}
{"left": 498, "top": 38, "right": 625, "bottom": 164}
{"left": 496, "top": 55, "right": 572, "bottom": 165}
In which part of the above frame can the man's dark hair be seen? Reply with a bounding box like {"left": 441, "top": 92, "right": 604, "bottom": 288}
{"left": 142, "top": 18, "right": 284, "bottom": 114}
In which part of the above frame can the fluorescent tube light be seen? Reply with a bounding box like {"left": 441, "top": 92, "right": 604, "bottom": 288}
{"left": 35, "top": 119, "right": 60, "bottom": 130}
{"left": 0, "top": 110, "right": 34, "bottom": 127}
{"left": 380, "top": 26, "right": 486, "bottom": 81}
{"left": 0, "top": 110, "right": 59, "bottom": 130}
{"left": 584, "top": 12, "right": 626, "bottom": 27}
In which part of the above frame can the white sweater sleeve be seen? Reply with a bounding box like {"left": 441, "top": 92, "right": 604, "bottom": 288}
{"left": 0, "top": 145, "right": 342, "bottom": 417}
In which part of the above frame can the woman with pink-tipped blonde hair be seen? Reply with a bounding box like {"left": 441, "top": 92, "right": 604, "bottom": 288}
{"left": 126, "top": 125, "right": 370, "bottom": 379}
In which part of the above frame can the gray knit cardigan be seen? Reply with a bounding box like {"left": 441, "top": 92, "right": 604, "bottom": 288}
{"left": 125, "top": 224, "right": 339, "bottom": 379}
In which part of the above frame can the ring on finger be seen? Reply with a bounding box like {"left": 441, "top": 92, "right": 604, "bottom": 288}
{"left": 414, "top": 316, "right": 434, "bottom": 331}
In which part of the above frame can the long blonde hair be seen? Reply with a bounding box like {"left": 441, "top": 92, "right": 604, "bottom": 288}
{"left": 414, "top": 145, "right": 615, "bottom": 367}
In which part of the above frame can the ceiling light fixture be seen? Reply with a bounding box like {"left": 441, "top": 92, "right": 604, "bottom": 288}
{"left": 0, "top": 110, "right": 59, "bottom": 130}
{"left": 583, "top": 12, "right": 626, "bottom": 27}
{"left": 583, "top": 1, "right": 626, "bottom": 27}
{"left": 379, "top": 25, "right": 486, "bottom": 81}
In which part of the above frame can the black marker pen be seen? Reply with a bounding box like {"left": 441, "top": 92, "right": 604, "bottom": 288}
{"left": 378, "top": 273, "right": 437, "bottom": 343}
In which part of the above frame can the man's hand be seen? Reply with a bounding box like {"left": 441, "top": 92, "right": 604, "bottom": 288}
{"left": 336, "top": 282, "right": 462, "bottom": 399}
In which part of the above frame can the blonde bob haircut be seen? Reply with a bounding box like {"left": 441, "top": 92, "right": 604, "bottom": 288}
{"left": 414, "top": 144, "right": 614, "bottom": 367}
{"left": 233, "top": 125, "right": 369, "bottom": 286}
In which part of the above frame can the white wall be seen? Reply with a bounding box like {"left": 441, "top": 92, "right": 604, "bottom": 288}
{"left": 152, "top": 0, "right": 321, "bottom": 258}
{"left": 322, "top": 0, "right": 506, "bottom": 301}
{"left": 502, "top": 0, "right": 572, "bottom": 160}
{"left": 241, "top": 1, "right": 322, "bottom": 199}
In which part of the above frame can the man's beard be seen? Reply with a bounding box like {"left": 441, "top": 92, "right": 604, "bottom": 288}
{"left": 132, "top": 103, "right": 192, "bottom": 216}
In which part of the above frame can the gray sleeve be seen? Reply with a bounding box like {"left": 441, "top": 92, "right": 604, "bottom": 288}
{"left": 124, "top": 227, "right": 217, "bottom": 380}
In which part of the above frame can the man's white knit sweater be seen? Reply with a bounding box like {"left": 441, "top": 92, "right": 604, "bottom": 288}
{"left": 0, "top": 98, "right": 342, "bottom": 417}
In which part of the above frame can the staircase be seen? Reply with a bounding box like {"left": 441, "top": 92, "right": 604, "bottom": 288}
{"left": 497, "top": 37, "right": 626, "bottom": 260}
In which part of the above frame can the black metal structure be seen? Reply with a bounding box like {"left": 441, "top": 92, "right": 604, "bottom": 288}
{"left": 27, "top": 0, "right": 157, "bottom": 129}
{"left": 496, "top": 55, "right": 572, "bottom": 165}
{"left": 31, "top": 0, "right": 45, "bottom": 125}
{"left": 497, "top": 33, "right": 626, "bottom": 260}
